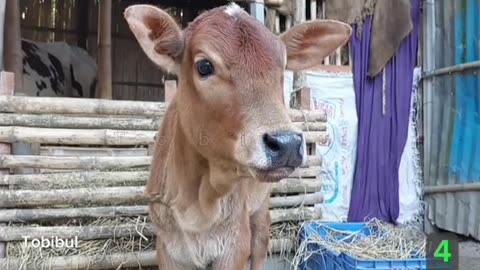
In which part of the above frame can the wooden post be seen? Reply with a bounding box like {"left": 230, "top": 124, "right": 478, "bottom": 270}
{"left": 97, "top": 0, "right": 112, "bottom": 99}
{"left": 292, "top": 0, "right": 307, "bottom": 107}
{"left": 275, "top": 14, "right": 280, "bottom": 33}
{"left": 0, "top": 71, "right": 14, "bottom": 259}
{"left": 266, "top": 8, "right": 277, "bottom": 33}
{"left": 310, "top": 0, "right": 317, "bottom": 21}
{"left": 320, "top": 0, "right": 330, "bottom": 65}
{"left": 285, "top": 15, "right": 292, "bottom": 30}
{"left": 296, "top": 87, "right": 311, "bottom": 110}
{"left": 4, "top": 0, "right": 22, "bottom": 93}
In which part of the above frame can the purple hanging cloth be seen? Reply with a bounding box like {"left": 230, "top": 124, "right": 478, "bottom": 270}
{"left": 347, "top": 0, "right": 421, "bottom": 223}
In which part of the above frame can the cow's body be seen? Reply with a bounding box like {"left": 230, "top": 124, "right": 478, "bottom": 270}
{"left": 125, "top": 3, "right": 351, "bottom": 270}
{"left": 20, "top": 39, "right": 97, "bottom": 98}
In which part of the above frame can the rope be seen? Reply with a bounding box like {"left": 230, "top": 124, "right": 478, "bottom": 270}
{"left": 382, "top": 67, "right": 387, "bottom": 115}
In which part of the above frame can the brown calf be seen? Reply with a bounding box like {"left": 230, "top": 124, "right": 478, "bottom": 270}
{"left": 125, "top": 3, "right": 351, "bottom": 270}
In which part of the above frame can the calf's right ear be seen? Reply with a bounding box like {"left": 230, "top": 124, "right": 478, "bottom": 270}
{"left": 124, "top": 5, "right": 183, "bottom": 74}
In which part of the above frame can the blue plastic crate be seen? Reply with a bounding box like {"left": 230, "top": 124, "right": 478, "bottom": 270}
{"left": 297, "top": 221, "right": 451, "bottom": 270}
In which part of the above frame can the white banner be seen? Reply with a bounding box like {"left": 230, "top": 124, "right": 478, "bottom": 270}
{"left": 284, "top": 70, "right": 358, "bottom": 222}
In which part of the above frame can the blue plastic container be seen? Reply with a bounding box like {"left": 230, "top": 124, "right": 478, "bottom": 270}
{"left": 297, "top": 222, "right": 450, "bottom": 270}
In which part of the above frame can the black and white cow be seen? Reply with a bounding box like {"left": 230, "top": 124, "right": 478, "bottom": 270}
{"left": 14, "top": 39, "right": 98, "bottom": 174}
{"left": 21, "top": 39, "right": 98, "bottom": 98}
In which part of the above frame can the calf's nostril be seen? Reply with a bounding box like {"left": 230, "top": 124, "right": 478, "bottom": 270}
{"left": 263, "top": 133, "right": 281, "bottom": 152}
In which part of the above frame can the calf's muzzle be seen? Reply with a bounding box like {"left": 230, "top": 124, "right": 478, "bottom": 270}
{"left": 262, "top": 130, "right": 304, "bottom": 169}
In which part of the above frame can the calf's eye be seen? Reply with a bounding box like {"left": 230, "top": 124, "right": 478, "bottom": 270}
{"left": 196, "top": 59, "right": 214, "bottom": 77}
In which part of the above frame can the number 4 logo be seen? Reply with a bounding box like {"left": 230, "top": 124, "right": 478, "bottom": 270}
{"left": 434, "top": 240, "right": 452, "bottom": 263}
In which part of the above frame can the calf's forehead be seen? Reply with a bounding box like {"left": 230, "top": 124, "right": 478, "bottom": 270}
{"left": 182, "top": 5, "right": 285, "bottom": 73}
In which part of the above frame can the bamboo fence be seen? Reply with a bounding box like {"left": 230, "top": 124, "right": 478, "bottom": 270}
{"left": 0, "top": 95, "right": 327, "bottom": 269}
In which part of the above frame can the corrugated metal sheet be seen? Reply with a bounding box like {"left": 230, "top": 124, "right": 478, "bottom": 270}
{"left": 423, "top": 0, "right": 480, "bottom": 239}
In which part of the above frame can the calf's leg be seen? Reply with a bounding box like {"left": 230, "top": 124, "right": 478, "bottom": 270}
{"left": 248, "top": 199, "right": 271, "bottom": 270}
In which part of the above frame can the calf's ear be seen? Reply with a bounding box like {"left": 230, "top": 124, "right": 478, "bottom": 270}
{"left": 124, "top": 5, "right": 183, "bottom": 74}
{"left": 279, "top": 20, "right": 352, "bottom": 71}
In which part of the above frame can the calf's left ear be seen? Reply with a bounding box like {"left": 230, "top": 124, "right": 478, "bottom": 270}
{"left": 279, "top": 20, "right": 352, "bottom": 71}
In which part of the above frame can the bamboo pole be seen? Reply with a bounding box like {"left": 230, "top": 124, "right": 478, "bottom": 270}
{"left": 3, "top": 0, "right": 22, "bottom": 93}
{"left": 275, "top": 15, "right": 280, "bottom": 33}
{"left": 0, "top": 238, "right": 292, "bottom": 270}
{"left": 97, "top": 0, "right": 112, "bottom": 99}
{"left": 0, "top": 186, "right": 147, "bottom": 208}
{"left": 0, "top": 126, "right": 327, "bottom": 145}
{"left": 321, "top": 0, "right": 330, "bottom": 65}
{"left": 0, "top": 207, "right": 317, "bottom": 241}
{"left": 310, "top": 0, "right": 317, "bottom": 20}
{"left": 269, "top": 238, "right": 294, "bottom": 254}
{"left": 270, "top": 192, "right": 323, "bottom": 208}
{"left": 335, "top": 48, "right": 342, "bottom": 65}
{"left": 270, "top": 206, "right": 320, "bottom": 223}
{"left": 266, "top": 8, "right": 277, "bottom": 33}
{"left": 1, "top": 170, "right": 321, "bottom": 194}
{"left": 0, "top": 126, "right": 157, "bottom": 146}
{"left": 0, "top": 188, "right": 322, "bottom": 222}
{"left": 0, "top": 113, "right": 327, "bottom": 131}
{"left": 0, "top": 96, "right": 168, "bottom": 116}
{"left": 0, "top": 155, "right": 151, "bottom": 170}
{"left": 288, "top": 109, "right": 326, "bottom": 122}
{"left": 0, "top": 155, "right": 321, "bottom": 178}
{"left": 0, "top": 72, "right": 14, "bottom": 258}
{"left": 291, "top": 0, "right": 307, "bottom": 110}
{"left": 0, "top": 251, "right": 158, "bottom": 270}
{"left": 40, "top": 146, "right": 148, "bottom": 156}
{"left": 272, "top": 178, "right": 322, "bottom": 194}
{"left": 0, "top": 171, "right": 149, "bottom": 187}
{"left": 421, "top": 60, "right": 480, "bottom": 79}
{"left": 0, "top": 224, "right": 156, "bottom": 241}
{"left": 0, "top": 183, "right": 322, "bottom": 208}
{"left": 0, "top": 113, "right": 161, "bottom": 130}
{"left": 285, "top": 16, "right": 292, "bottom": 30}
{"left": 0, "top": 206, "right": 149, "bottom": 223}
{"left": 0, "top": 96, "right": 327, "bottom": 122}
{"left": 424, "top": 182, "right": 480, "bottom": 194}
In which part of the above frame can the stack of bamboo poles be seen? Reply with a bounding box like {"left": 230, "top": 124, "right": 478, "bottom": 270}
{"left": 0, "top": 95, "right": 327, "bottom": 269}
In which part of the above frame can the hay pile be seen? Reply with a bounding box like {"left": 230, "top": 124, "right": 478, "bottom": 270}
{"left": 6, "top": 216, "right": 154, "bottom": 267}
{"left": 6, "top": 215, "right": 303, "bottom": 268}
{"left": 290, "top": 218, "right": 427, "bottom": 269}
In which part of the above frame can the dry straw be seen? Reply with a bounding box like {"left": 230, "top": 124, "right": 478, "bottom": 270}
{"left": 6, "top": 215, "right": 304, "bottom": 269}
{"left": 7, "top": 216, "right": 154, "bottom": 268}
{"left": 289, "top": 218, "right": 427, "bottom": 269}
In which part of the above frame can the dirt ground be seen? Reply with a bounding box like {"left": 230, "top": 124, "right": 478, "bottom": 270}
{"left": 459, "top": 240, "right": 480, "bottom": 270}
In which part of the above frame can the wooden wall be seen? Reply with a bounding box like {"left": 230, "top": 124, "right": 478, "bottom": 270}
{"left": 18, "top": 0, "right": 192, "bottom": 102}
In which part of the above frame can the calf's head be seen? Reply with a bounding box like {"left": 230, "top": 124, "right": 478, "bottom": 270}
{"left": 125, "top": 4, "right": 351, "bottom": 182}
